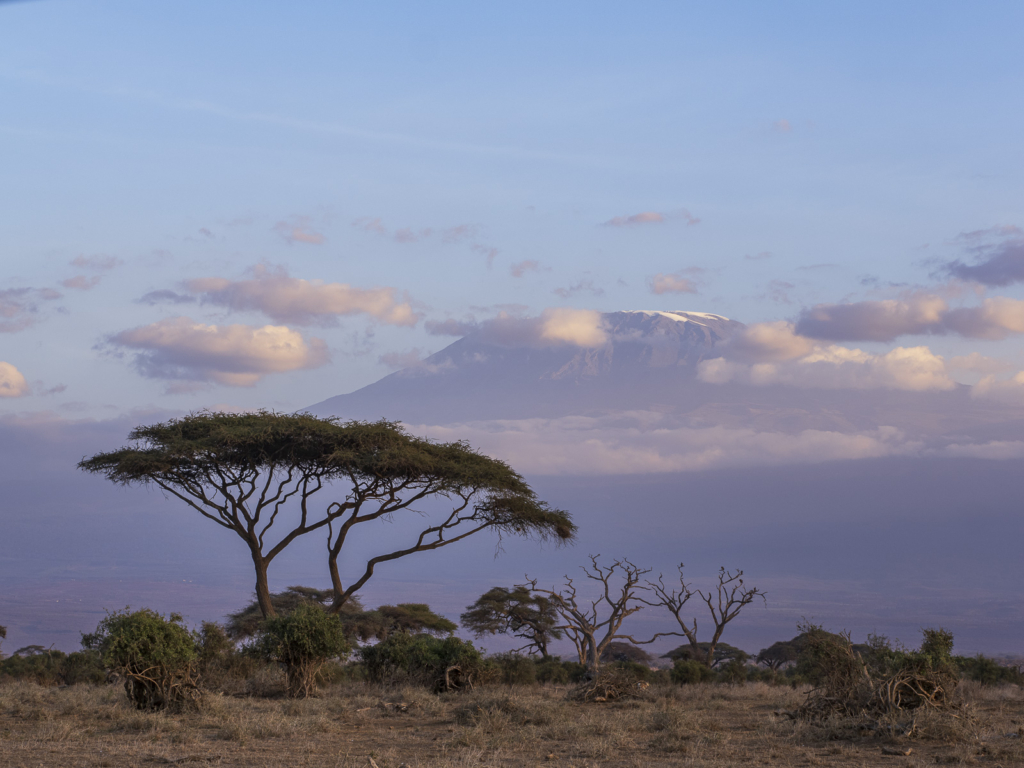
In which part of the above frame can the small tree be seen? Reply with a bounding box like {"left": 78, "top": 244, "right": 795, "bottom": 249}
{"left": 665, "top": 641, "right": 749, "bottom": 668}
{"left": 525, "top": 556, "right": 651, "bottom": 676}
{"left": 0, "top": 624, "right": 6, "bottom": 658}
{"left": 644, "top": 565, "right": 764, "bottom": 669}
{"left": 91, "top": 608, "right": 201, "bottom": 711}
{"left": 251, "top": 602, "right": 350, "bottom": 697}
{"left": 600, "top": 641, "right": 653, "bottom": 665}
{"left": 344, "top": 603, "right": 456, "bottom": 642}
{"left": 461, "top": 586, "right": 563, "bottom": 658}
{"left": 756, "top": 638, "right": 800, "bottom": 670}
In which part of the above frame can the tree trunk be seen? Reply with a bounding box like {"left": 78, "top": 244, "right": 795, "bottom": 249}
{"left": 253, "top": 555, "right": 276, "bottom": 618}
{"left": 327, "top": 555, "right": 347, "bottom": 614}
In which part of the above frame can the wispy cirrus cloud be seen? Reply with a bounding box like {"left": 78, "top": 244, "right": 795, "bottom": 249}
{"left": 603, "top": 208, "right": 700, "bottom": 228}
{"left": 351, "top": 217, "right": 499, "bottom": 264}
{"left": 509, "top": 260, "right": 543, "bottom": 278}
{"left": 70, "top": 255, "right": 122, "bottom": 271}
{"left": 137, "top": 289, "right": 196, "bottom": 306}
{"left": 107, "top": 316, "right": 328, "bottom": 387}
{"left": 424, "top": 318, "right": 479, "bottom": 337}
{"left": 0, "top": 362, "right": 29, "bottom": 397}
{"left": 649, "top": 272, "right": 699, "bottom": 295}
{"left": 60, "top": 275, "right": 102, "bottom": 291}
{"left": 183, "top": 265, "right": 421, "bottom": 327}
{"left": 0, "top": 287, "right": 61, "bottom": 333}
{"left": 553, "top": 279, "right": 604, "bottom": 298}
{"left": 273, "top": 216, "right": 326, "bottom": 245}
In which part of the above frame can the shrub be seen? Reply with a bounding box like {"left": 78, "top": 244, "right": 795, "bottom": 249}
{"left": 718, "top": 657, "right": 749, "bottom": 684}
{"left": 250, "top": 603, "right": 350, "bottom": 698}
{"left": 59, "top": 650, "right": 107, "bottom": 685}
{"left": 491, "top": 652, "right": 538, "bottom": 685}
{"left": 92, "top": 608, "right": 201, "bottom": 711}
{"left": 671, "top": 659, "right": 715, "bottom": 685}
{"left": 798, "top": 624, "right": 960, "bottom": 718}
{"left": 0, "top": 647, "right": 68, "bottom": 685}
{"left": 359, "top": 633, "right": 485, "bottom": 692}
{"left": 957, "top": 654, "right": 1024, "bottom": 686}
{"left": 534, "top": 657, "right": 572, "bottom": 684}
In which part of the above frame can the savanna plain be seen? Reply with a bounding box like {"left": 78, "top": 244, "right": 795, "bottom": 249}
{"left": 2, "top": 677, "right": 1023, "bottom": 768}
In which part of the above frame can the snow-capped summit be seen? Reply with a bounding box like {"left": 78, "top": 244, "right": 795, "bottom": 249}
{"left": 308, "top": 309, "right": 744, "bottom": 422}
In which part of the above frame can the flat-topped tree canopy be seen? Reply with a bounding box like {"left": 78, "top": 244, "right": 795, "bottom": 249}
{"left": 78, "top": 410, "right": 575, "bottom": 618}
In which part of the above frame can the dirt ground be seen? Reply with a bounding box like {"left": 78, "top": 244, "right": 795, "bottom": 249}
{"left": 1, "top": 680, "right": 1022, "bottom": 768}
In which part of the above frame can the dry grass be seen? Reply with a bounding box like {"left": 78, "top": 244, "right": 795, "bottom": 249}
{"left": 0, "top": 679, "right": 1022, "bottom": 767}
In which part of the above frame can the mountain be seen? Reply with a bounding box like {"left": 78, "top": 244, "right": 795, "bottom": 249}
{"left": 309, "top": 311, "right": 746, "bottom": 422}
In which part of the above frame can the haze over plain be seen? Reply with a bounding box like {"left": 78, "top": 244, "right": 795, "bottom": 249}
{"left": 1, "top": 2, "right": 1023, "bottom": 657}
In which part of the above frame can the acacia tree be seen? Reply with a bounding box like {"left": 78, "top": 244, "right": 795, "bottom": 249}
{"left": 320, "top": 431, "right": 575, "bottom": 615}
{"left": 643, "top": 565, "right": 765, "bottom": 669}
{"left": 460, "top": 586, "right": 563, "bottom": 658}
{"left": 79, "top": 411, "right": 575, "bottom": 619}
{"left": 525, "top": 556, "right": 651, "bottom": 675}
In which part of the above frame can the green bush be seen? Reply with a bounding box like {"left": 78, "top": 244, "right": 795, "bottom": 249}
{"left": 491, "top": 652, "right": 538, "bottom": 685}
{"left": 91, "top": 608, "right": 201, "bottom": 711}
{"left": 534, "top": 656, "right": 572, "bottom": 684}
{"left": 718, "top": 657, "right": 749, "bottom": 684}
{"left": 0, "top": 648, "right": 68, "bottom": 685}
{"left": 671, "top": 658, "right": 715, "bottom": 685}
{"left": 250, "top": 603, "right": 351, "bottom": 698}
{"left": 956, "top": 654, "right": 1024, "bottom": 686}
{"left": 359, "top": 633, "right": 484, "bottom": 692}
{"left": 59, "top": 650, "right": 107, "bottom": 685}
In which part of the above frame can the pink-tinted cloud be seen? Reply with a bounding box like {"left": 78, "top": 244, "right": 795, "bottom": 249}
{"left": 70, "top": 255, "right": 122, "bottom": 271}
{"left": 60, "top": 275, "right": 102, "bottom": 291}
{"left": 795, "top": 293, "right": 1024, "bottom": 342}
{"left": 553, "top": 279, "right": 604, "bottom": 298}
{"left": 0, "top": 362, "right": 29, "bottom": 397}
{"left": 603, "top": 209, "right": 700, "bottom": 227}
{"left": 273, "top": 216, "right": 326, "bottom": 245}
{"left": 509, "top": 260, "right": 543, "bottom": 278}
{"left": 185, "top": 265, "right": 421, "bottom": 327}
{"left": 352, "top": 216, "right": 387, "bottom": 235}
{"left": 108, "top": 316, "right": 328, "bottom": 386}
{"left": 472, "top": 243, "right": 499, "bottom": 266}
{"left": 478, "top": 308, "right": 608, "bottom": 348}
{"left": 772, "top": 119, "right": 792, "bottom": 132}
{"left": 649, "top": 273, "right": 698, "bottom": 295}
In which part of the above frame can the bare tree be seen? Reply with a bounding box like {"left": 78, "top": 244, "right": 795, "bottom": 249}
{"left": 525, "top": 556, "right": 651, "bottom": 675}
{"left": 644, "top": 565, "right": 765, "bottom": 669}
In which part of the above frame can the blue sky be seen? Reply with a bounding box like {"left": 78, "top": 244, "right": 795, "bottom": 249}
{"left": 3, "top": 1, "right": 1024, "bottom": 412}
{"left": 3, "top": 2, "right": 1024, "bottom": 653}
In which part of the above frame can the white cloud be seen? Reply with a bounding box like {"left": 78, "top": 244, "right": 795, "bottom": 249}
{"left": 701, "top": 323, "right": 955, "bottom": 392}
{"left": 185, "top": 265, "right": 420, "bottom": 327}
{"left": 477, "top": 308, "right": 608, "bottom": 349}
{"left": 0, "top": 362, "right": 29, "bottom": 397}
{"left": 972, "top": 372, "right": 1024, "bottom": 405}
{"left": 413, "top": 414, "right": 917, "bottom": 474}
{"left": 108, "top": 317, "right": 328, "bottom": 386}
